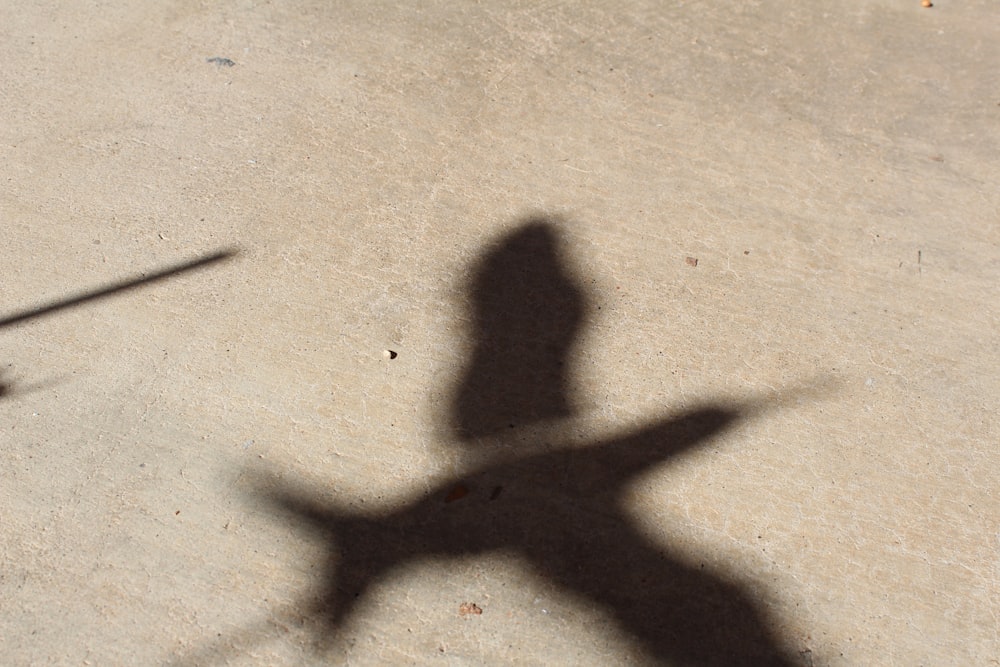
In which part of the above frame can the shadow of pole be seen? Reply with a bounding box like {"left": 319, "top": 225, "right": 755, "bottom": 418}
{"left": 0, "top": 248, "right": 238, "bottom": 329}
{"left": 0, "top": 247, "right": 239, "bottom": 403}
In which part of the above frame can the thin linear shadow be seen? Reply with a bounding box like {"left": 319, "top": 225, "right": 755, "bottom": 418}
{"left": 238, "top": 221, "right": 802, "bottom": 665}
{"left": 0, "top": 248, "right": 238, "bottom": 329}
{"left": 0, "top": 248, "right": 238, "bottom": 403}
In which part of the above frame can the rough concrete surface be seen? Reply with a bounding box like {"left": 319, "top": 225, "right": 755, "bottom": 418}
{"left": 2, "top": 1, "right": 998, "bottom": 665}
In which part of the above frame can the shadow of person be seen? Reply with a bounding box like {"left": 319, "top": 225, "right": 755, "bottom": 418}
{"left": 256, "top": 219, "right": 800, "bottom": 665}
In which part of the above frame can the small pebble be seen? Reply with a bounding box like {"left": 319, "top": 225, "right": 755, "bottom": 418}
{"left": 921, "top": 0, "right": 931, "bottom": 6}
{"left": 458, "top": 602, "right": 482, "bottom": 616}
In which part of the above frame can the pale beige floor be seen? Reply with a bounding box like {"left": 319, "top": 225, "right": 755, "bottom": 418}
{"left": 2, "top": 2, "right": 998, "bottom": 665}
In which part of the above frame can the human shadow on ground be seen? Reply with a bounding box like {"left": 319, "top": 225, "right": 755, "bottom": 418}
{"left": 255, "top": 220, "right": 801, "bottom": 665}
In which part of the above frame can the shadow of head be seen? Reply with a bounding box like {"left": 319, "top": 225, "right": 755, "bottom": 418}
{"left": 451, "top": 219, "right": 589, "bottom": 439}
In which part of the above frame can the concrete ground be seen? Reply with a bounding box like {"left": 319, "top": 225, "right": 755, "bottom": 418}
{"left": 2, "top": 1, "right": 998, "bottom": 665}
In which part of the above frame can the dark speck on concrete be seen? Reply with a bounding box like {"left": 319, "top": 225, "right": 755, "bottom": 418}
{"left": 207, "top": 57, "right": 236, "bottom": 67}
